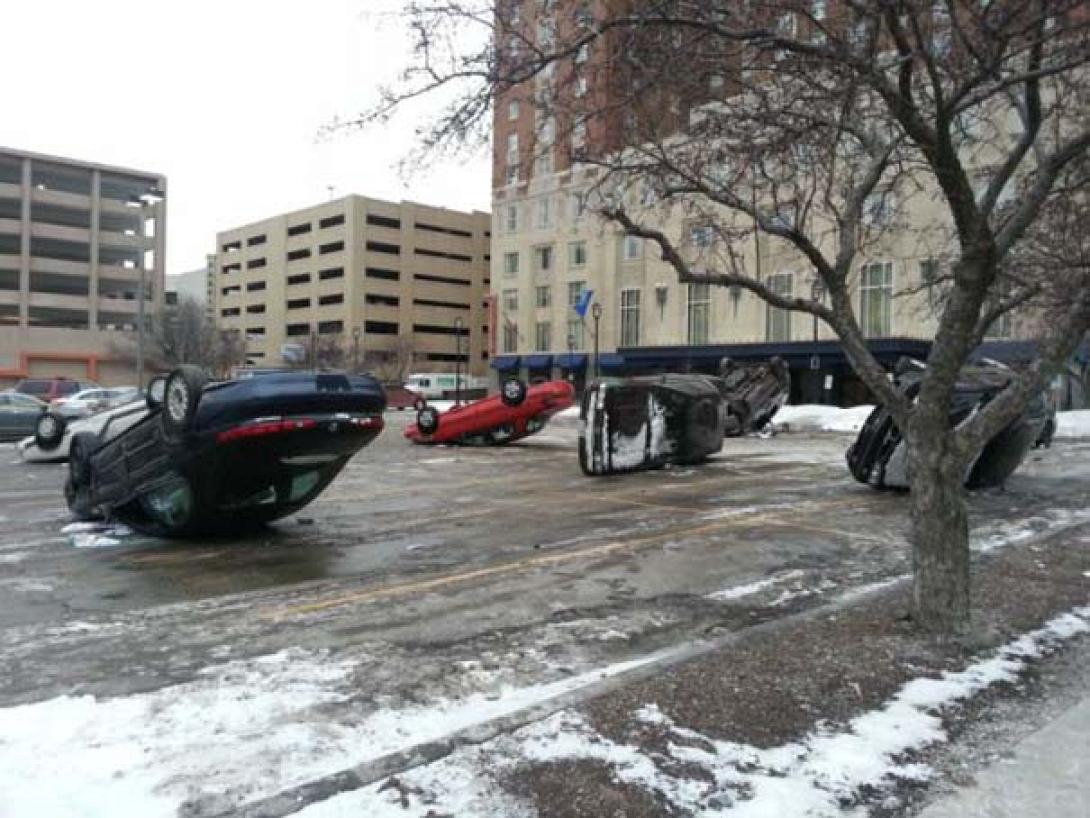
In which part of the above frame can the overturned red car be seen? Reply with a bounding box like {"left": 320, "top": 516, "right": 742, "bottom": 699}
{"left": 405, "top": 378, "right": 575, "bottom": 445}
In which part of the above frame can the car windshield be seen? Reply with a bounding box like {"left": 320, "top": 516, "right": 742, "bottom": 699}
{"left": 17, "top": 380, "right": 50, "bottom": 396}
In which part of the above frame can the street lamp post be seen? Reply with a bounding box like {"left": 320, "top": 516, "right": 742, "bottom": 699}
{"left": 566, "top": 333, "right": 575, "bottom": 382}
{"left": 352, "top": 326, "right": 361, "bottom": 372}
{"left": 591, "top": 301, "right": 603, "bottom": 380}
{"left": 454, "top": 316, "right": 464, "bottom": 405}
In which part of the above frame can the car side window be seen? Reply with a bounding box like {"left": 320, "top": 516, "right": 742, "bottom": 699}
{"left": 59, "top": 382, "right": 80, "bottom": 395}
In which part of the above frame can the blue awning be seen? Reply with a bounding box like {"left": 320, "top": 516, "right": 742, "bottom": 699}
{"left": 597, "top": 353, "right": 625, "bottom": 371}
{"left": 524, "top": 354, "right": 553, "bottom": 369}
{"left": 489, "top": 355, "right": 521, "bottom": 371}
{"left": 556, "top": 353, "right": 588, "bottom": 370}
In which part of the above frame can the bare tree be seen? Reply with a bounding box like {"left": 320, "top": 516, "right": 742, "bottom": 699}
{"left": 355, "top": 0, "right": 1090, "bottom": 634}
{"left": 113, "top": 297, "right": 245, "bottom": 377}
{"left": 364, "top": 334, "right": 416, "bottom": 383}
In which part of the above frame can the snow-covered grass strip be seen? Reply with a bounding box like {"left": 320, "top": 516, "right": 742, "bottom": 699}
{"left": 1054, "top": 410, "right": 1090, "bottom": 439}
{"left": 706, "top": 569, "right": 805, "bottom": 602}
{"left": 296, "top": 606, "right": 1090, "bottom": 818}
{"left": 772, "top": 404, "right": 875, "bottom": 434}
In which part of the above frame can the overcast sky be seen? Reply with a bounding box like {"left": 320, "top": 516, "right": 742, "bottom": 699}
{"left": 1, "top": 0, "right": 491, "bottom": 275}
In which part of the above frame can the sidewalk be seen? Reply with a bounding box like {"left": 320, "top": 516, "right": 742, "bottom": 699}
{"left": 917, "top": 695, "right": 1090, "bottom": 818}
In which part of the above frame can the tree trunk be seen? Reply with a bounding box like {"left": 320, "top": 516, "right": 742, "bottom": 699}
{"left": 906, "top": 423, "right": 972, "bottom": 635}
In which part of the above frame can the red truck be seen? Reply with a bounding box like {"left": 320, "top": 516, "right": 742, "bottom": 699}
{"left": 405, "top": 378, "right": 575, "bottom": 445}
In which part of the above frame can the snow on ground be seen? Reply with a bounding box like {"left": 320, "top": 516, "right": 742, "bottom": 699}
{"left": 296, "top": 607, "right": 1090, "bottom": 818}
{"left": 972, "top": 507, "right": 1090, "bottom": 554}
{"left": 772, "top": 404, "right": 875, "bottom": 434}
{"left": 706, "top": 569, "right": 805, "bottom": 602}
{"left": 1055, "top": 410, "right": 1090, "bottom": 439}
{"left": 60, "top": 522, "right": 134, "bottom": 549}
{"left": 0, "top": 647, "right": 665, "bottom": 818}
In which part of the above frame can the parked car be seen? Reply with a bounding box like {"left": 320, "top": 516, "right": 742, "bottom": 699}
{"left": 405, "top": 378, "right": 575, "bottom": 445}
{"left": 52, "top": 386, "right": 138, "bottom": 420}
{"left": 403, "top": 372, "right": 490, "bottom": 401}
{"left": 846, "top": 359, "right": 1051, "bottom": 490}
{"left": 383, "top": 384, "right": 425, "bottom": 411}
{"left": 0, "top": 392, "right": 48, "bottom": 441}
{"left": 49, "top": 367, "right": 387, "bottom": 536}
{"left": 13, "top": 377, "right": 98, "bottom": 404}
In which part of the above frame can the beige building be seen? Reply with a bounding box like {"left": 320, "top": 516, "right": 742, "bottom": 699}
{"left": 0, "top": 146, "right": 166, "bottom": 386}
{"left": 214, "top": 197, "right": 491, "bottom": 377}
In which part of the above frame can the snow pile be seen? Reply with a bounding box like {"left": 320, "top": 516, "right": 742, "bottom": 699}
{"left": 1054, "top": 410, "right": 1090, "bottom": 439}
{"left": 772, "top": 404, "right": 875, "bottom": 434}
{"left": 61, "top": 522, "right": 133, "bottom": 549}
{"left": 297, "top": 607, "right": 1090, "bottom": 818}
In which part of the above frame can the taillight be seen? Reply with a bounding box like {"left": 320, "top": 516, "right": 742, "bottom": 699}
{"left": 217, "top": 418, "right": 317, "bottom": 444}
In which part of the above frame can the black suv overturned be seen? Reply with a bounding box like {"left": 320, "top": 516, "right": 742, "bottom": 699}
{"left": 846, "top": 360, "right": 1051, "bottom": 490}
{"left": 48, "top": 367, "right": 386, "bottom": 536}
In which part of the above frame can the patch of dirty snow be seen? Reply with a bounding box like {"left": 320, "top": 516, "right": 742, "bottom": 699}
{"left": 0, "top": 646, "right": 666, "bottom": 818}
{"left": 64, "top": 523, "right": 133, "bottom": 549}
{"left": 1054, "top": 410, "right": 1090, "bottom": 439}
{"left": 419, "top": 456, "right": 458, "bottom": 465}
{"left": 772, "top": 404, "right": 875, "bottom": 434}
{"left": 297, "top": 607, "right": 1090, "bottom": 818}
{"left": 706, "top": 569, "right": 805, "bottom": 602}
{"left": 972, "top": 507, "right": 1090, "bottom": 554}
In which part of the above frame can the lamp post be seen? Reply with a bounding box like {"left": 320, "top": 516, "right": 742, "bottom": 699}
{"left": 131, "top": 189, "right": 163, "bottom": 387}
{"left": 352, "top": 326, "right": 361, "bottom": 372}
{"left": 566, "top": 333, "right": 575, "bottom": 382}
{"left": 309, "top": 330, "right": 318, "bottom": 371}
{"left": 591, "top": 301, "right": 602, "bottom": 379}
{"left": 454, "top": 316, "right": 464, "bottom": 405}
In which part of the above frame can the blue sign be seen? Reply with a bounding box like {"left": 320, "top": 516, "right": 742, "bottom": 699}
{"left": 574, "top": 289, "right": 594, "bottom": 317}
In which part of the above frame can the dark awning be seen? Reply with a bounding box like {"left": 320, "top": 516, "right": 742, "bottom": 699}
{"left": 556, "top": 353, "right": 588, "bottom": 370}
{"left": 525, "top": 354, "right": 553, "bottom": 369}
{"left": 489, "top": 355, "right": 521, "bottom": 371}
{"left": 597, "top": 353, "right": 625, "bottom": 371}
{"left": 617, "top": 339, "right": 932, "bottom": 369}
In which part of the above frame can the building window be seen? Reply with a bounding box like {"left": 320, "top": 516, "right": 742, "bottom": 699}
{"left": 319, "top": 267, "right": 344, "bottom": 280}
{"left": 766, "top": 272, "right": 793, "bottom": 341}
{"left": 318, "top": 320, "right": 343, "bottom": 334}
{"left": 572, "top": 119, "right": 587, "bottom": 149}
{"left": 536, "top": 197, "right": 552, "bottom": 229}
{"left": 506, "top": 132, "right": 518, "bottom": 162}
{"left": 534, "top": 149, "right": 554, "bottom": 177}
{"left": 318, "top": 293, "right": 344, "bottom": 306}
{"left": 508, "top": 100, "right": 520, "bottom": 120}
{"left": 984, "top": 279, "right": 1013, "bottom": 339}
{"left": 566, "top": 317, "right": 584, "bottom": 350}
{"left": 503, "top": 288, "right": 519, "bottom": 311}
{"left": 568, "top": 281, "right": 586, "bottom": 307}
{"left": 503, "top": 252, "right": 520, "bottom": 276}
{"left": 860, "top": 261, "right": 893, "bottom": 337}
{"left": 533, "top": 244, "right": 553, "bottom": 273}
{"left": 568, "top": 241, "right": 587, "bottom": 267}
{"left": 690, "top": 225, "right": 713, "bottom": 248}
{"left": 535, "top": 285, "right": 551, "bottom": 308}
{"left": 246, "top": 281, "right": 266, "bottom": 292}
{"left": 287, "top": 298, "right": 311, "bottom": 310}
{"left": 687, "top": 283, "right": 711, "bottom": 345}
{"left": 287, "top": 248, "right": 311, "bottom": 261}
{"left": 623, "top": 235, "right": 642, "bottom": 261}
{"left": 287, "top": 223, "right": 311, "bottom": 236}
{"left": 319, "top": 240, "right": 345, "bottom": 255}
{"left": 505, "top": 204, "right": 518, "bottom": 232}
{"left": 246, "top": 234, "right": 266, "bottom": 247}
{"left": 246, "top": 258, "right": 267, "bottom": 269}
{"left": 503, "top": 319, "right": 518, "bottom": 353}
{"left": 287, "top": 273, "right": 311, "bottom": 285}
{"left": 620, "top": 288, "right": 641, "bottom": 347}
{"left": 568, "top": 192, "right": 585, "bottom": 224}
{"left": 534, "top": 321, "right": 552, "bottom": 351}
{"left": 505, "top": 164, "right": 520, "bottom": 186}
{"left": 319, "top": 214, "right": 345, "bottom": 229}
{"left": 286, "top": 323, "right": 310, "bottom": 336}
{"left": 246, "top": 304, "right": 266, "bottom": 314}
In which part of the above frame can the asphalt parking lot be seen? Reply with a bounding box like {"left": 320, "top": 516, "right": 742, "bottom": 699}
{"left": 1, "top": 412, "right": 1088, "bottom": 814}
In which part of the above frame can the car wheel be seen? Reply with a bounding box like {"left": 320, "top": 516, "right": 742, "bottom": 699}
{"left": 162, "top": 365, "right": 207, "bottom": 438}
{"left": 64, "top": 476, "right": 97, "bottom": 519}
{"left": 488, "top": 424, "right": 516, "bottom": 445}
{"left": 413, "top": 397, "right": 427, "bottom": 412}
{"left": 66, "top": 432, "right": 98, "bottom": 515}
{"left": 146, "top": 375, "right": 168, "bottom": 410}
{"left": 416, "top": 406, "right": 440, "bottom": 435}
{"left": 34, "top": 411, "right": 67, "bottom": 451}
{"left": 500, "top": 377, "right": 528, "bottom": 407}
{"left": 525, "top": 415, "right": 547, "bottom": 434}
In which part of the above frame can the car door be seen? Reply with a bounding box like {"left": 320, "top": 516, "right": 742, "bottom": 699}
{"left": 9, "top": 394, "right": 44, "bottom": 437}
{"left": 0, "top": 395, "right": 12, "bottom": 437}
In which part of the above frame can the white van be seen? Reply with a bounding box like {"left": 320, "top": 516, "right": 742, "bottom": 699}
{"left": 404, "top": 372, "right": 489, "bottom": 400}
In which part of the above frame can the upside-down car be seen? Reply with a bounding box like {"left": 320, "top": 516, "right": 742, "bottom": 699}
{"left": 405, "top": 378, "right": 575, "bottom": 445}
{"left": 38, "top": 367, "right": 386, "bottom": 536}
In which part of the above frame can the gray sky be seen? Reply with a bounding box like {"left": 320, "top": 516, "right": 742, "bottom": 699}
{"left": 1, "top": 0, "right": 491, "bottom": 275}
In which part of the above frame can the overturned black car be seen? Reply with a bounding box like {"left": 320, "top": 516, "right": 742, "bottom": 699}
{"left": 846, "top": 360, "right": 1051, "bottom": 490}
{"left": 45, "top": 367, "right": 386, "bottom": 536}
{"left": 578, "top": 359, "right": 791, "bottom": 476}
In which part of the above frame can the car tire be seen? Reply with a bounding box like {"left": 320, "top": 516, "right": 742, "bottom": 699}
{"left": 162, "top": 365, "right": 207, "bottom": 438}
{"left": 500, "top": 377, "right": 527, "bottom": 407}
{"left": 34, "top": 411, "right": 67, "bottom": 451}
{"left": 413, "top": 397, "right": 427, "bottom": 412}
{"left": 146, "top": 375, "right": 168, "bottom": 410}
{"left": 66, "top": 432, "right": 97, "bottom": 516}
{"left": 416, "top": 406, "right": 440, "bottom": 435}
